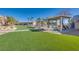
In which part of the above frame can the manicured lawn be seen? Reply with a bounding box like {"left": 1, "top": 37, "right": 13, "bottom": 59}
{"left": 16, "top": 25, "right": 28, "bottom": 30}
{"left": 16, "top": 25, "right": 34, "bottom": 31}
{"left": 0, "top": 31, "right": 79, "bottom": 51}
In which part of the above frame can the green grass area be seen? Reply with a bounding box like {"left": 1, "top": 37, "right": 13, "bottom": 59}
{"left": 0, "top": 31, "right": 79, "bottom": 51}
{"left": 16, "top": 25, "right": 28, "bottom": 30}
{"left": 16, "top": 25, "right": 34, "bottom": 30}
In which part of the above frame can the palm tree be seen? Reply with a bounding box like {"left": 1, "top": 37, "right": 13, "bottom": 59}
{"left": 36, "top": 17, "right": 42, "bottom": 28}
{"left": 27, "top": 16, "right": 34, "bottom": 26}
{"left": 44, "top": 17, "right": 50, "bottom": 28}
{"left": 42, "top": 18, "right": 48, "bottom": 28}
{"left": 27, "top": 16, "right": 34, "bottom": 22}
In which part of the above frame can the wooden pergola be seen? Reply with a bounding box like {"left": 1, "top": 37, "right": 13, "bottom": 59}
{"left": 47, "top": 16, "right": 71, "bottom": 32}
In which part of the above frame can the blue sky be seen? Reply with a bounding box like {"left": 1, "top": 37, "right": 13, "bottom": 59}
{"left": 0, "top": 8, "right": 79, "bottom": 22}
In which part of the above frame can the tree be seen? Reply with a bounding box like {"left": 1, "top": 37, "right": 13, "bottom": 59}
{"left": 27, "top": 16, "right": 34, "bottom": 26}
{"left": 7, "top": 16, "right": 17, "bottom": 25}
{"left": 45, "top": 17, "right": 51, "bottom": 28}
{"left": 36, "top": 17, "right": 42, "bottom": 28}
{"left": 36, "top": 17, "right": 41, "bottom": 22}
{"left": 27, "top": 16, "right": 34, "bottom": 22}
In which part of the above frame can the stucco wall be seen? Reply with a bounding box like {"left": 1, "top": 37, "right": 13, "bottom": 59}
{"left": 75, "top": 22, "right": 79, "bottom": 30}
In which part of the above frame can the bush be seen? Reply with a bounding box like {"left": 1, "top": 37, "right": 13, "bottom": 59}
{"left": 30, "top": 28, "right": 45, "bottom": 32}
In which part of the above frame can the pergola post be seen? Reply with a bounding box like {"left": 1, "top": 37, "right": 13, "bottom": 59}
{"left": 69, "top": 18, "right": 71, "bottom": 29}
{"left": 60, "top": 17, "right": 63, "bottom": 32}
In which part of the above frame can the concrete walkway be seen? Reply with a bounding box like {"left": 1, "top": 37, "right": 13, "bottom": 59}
{"left": 1, "top": 29, "right": 79, "bottom": 36}
{"left": 63, "top": 30, "right": 79, "bottom": 36}
{"left": 14, "top": 29, "right": 29, "bottom": 32}
{"left": 0, "top": 29, "right": 29, "bottom": 35}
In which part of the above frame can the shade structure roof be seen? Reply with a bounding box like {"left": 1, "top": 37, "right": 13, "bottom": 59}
{"left": 47, "top": 16, "right": 71, "bottom": 20}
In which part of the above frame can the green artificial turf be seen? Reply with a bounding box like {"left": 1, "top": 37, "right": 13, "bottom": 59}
{"left": 0, "top": 31, "right": 79, "bottom": 51}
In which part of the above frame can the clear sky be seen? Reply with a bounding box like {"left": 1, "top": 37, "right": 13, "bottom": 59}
{"left": 0, "top": 8, "right": 79, "bottom": 22}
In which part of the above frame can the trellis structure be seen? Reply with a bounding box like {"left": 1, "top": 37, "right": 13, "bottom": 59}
{"left": 47, "top": 16, "right": 71, "bottom": 32}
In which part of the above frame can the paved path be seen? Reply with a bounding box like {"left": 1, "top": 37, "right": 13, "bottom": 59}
{"left": 63, "top": 30, "right": 79, "bottom": 36}
{"left": 0, "top": 29, "right": 29, "bottom": 35}
{"left": 1, "top": 29, "right": 79, "bottom": 36}
{"left": 14, "top": 29, "right": 29, "bottom": 32}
